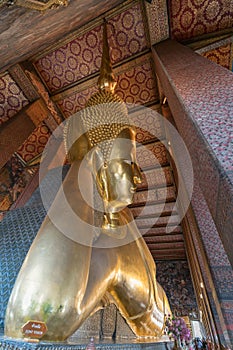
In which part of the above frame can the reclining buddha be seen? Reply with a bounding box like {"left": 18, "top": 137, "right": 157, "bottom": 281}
{"left": 4, "top": 21, "right": 171, "bottom": 341}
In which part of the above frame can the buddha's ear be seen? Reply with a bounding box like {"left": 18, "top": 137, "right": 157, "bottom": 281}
{"left": 110, "top": 127, "right": 136, "bottom": 162}
{"left": 87, "top": 146, "right": 108, "bottom": 200}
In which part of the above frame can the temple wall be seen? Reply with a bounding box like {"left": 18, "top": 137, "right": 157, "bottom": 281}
{"left": 152, "top": 39, "right": 233, "bottom": 346}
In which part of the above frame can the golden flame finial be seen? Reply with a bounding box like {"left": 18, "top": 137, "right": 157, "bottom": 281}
{"left": 97, "top": 19, "right": 117, "bottom": 93}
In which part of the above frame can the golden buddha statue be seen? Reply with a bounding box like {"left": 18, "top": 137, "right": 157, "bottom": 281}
{"left": 4, "top": 21, "right": 171, "bottom": 342}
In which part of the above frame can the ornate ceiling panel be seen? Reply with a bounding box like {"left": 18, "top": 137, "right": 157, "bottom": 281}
{"left": 0, "top": 73, "right": 29, "bottom": 125}
{"left": 56, "top": 85, "right": 99, "bottom": 118}
{"left": 136, "top": 141, "right": 168, "bottom": 169}
{"left": 115, "top": 60, "right": 158, "bottom": 105}
{"left": 56, "top": 55, "right": 158, "bottom": 118}
{"left": 168, "top": 0, "right": 233, "bottom": 41}
{"left": 132, "top": 187, "right": 176, "bottom": 206}
{"left": 201, "top": 43, "right": 232, "bottom": 70}
{"left": 138, "top": 166, "right": 173, "bottom": 190}
{"left": 16, "top": 123, "right": 51, "bottom": 163}
{"left": 129, "top": 105, "right": 165, "bottom": 144}
{"left": 34, "top": 2, "right": 148, "bottom": 93}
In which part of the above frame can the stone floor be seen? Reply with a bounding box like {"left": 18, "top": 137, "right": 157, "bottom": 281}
{"left": 0, "top": 332, "right": 172, "bottom": 350}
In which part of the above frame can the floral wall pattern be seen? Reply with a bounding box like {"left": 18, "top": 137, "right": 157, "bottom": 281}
{"left": 156, "top": 260, "right": 198, "bottom": 317}
{"left": 0, "top": 73, "right": 29, "bottom": 125}
{"left": 168, "top": 0, "right": 233, "bottom": 41}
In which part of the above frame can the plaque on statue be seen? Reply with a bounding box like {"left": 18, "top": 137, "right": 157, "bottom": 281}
{"left": 21, "top": 320, "right": 47, "bottom": 339}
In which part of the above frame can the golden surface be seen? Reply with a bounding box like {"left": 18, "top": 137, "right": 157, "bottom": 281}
{"left": 4, "top": 21, "right": 171, "bottom": 341}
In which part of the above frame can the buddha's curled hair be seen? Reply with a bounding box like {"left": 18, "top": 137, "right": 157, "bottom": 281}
{"left": 64, "top": 90, "right": 131, "bottom": 162}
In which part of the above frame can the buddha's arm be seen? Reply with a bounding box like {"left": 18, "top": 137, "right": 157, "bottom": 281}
{"left": 5, "top": 126, "right": 96, "bottom": 341}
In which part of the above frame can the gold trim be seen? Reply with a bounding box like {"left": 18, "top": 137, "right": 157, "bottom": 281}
{"left": 14, "top": 0, "right": 68, "bottom": 11}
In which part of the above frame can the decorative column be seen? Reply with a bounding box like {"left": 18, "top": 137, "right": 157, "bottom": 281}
{"left": 152, "top": 39, "right": 233, "bottom": 346}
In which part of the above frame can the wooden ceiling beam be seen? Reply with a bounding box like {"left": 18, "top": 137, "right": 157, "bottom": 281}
{"left": 0, "top": 0, "right": 126, "bottom": 72}
{"left": 144, "top": 234, "right": 184, "bottom": 244}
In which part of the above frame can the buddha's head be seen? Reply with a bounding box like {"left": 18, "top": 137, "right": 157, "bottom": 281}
{"left": 93, "top": 127, "right": 141, "bottom": 211}
{"left": 86, "top": 124, "right": 141, "bottom": 230}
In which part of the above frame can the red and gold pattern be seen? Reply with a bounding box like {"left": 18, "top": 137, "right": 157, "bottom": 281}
{"left": 201, "top": 43, "right": 231, "bottom": 70}
{"left": 168, "top": 0, "right": 233, "bottom": 41}
{"left": 17, "top": 123, "right": 51, "bottom": 163}
{"left": 129, "top": 105, "right": 165, "bottom": 144}
{"left": 0, "top": 73, "right": 29, "bottom": 125}
{"left": 34, "top": 3, "right": 148, "bottom": 93}
{"left": 115, "top": 60, "right": 158, "bottom": 106}
{"left": 57, "top": 59, "right": 158, "bottom": 118}
{"left": 57, "top": 85, "right": 98, "bottom": 118}
{"left": 137, "top": 142, "right": 168, "bottom": 169}
{"left": 137, "top": 167, "right": 173, "bottom": 190}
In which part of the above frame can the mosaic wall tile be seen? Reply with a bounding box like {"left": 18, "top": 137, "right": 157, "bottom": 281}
{"left": 216, "top": 175, "right": 233, "bottom": 263}
{"left": 34, "top": 3, "right": 148, "bottom": 93}
{"left": 168, "top": 0, "right": 233, "bottom": 41}
{"left": 0, "top": 73, "right": 29, "bottom": 125}
{"left": 191, "top": 181, "right": 230, "bottom": 267}
{"left": 212, "top": 267, "right": 233, "bottom": 301}
{"left": 154, "top": 38, "right": 233, "bottom": 333}
{"left": 226, "top": 170, "right": 233, "bottom": 187}
{"left": 17, "top": 123, "right": 51, "bottom": 163}
{"left": 155, "top": 41, "right": 233, "bottom": 174}
{"left": 145, "top": 0, "right": 169, "bottom": 45}
{"left": 156, "top": 260, "right": 198, "bottom": 316}
{"left": 201, "top": 43, "right": 232, "bottom": 70}
{"left": 193, "top": 140, "right": 220, "bottom": 218}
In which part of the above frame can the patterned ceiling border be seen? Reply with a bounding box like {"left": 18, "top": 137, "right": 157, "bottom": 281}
{"left": 201, "top": 43, "right": 232, "bottom": 70}
{"left": 194, "top": 36, "right": 232, "bottom": 54}
{"left": 196, "top": 36, "right": 233, "bottom": 71}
